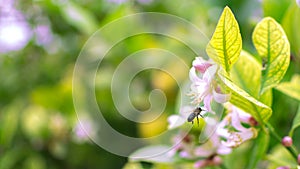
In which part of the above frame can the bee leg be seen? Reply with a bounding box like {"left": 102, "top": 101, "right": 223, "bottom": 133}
{"left": 191, "top": 120, "right": 193, "bottom": 124}
{"left": 197, "top": 115, "right": 199, "bottom": 127}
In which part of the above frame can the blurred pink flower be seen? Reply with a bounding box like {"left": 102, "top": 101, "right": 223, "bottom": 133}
{"left": 217, "top": 105, "right": 257, "bottom": 148}
{"left": 35, "top": 24, "right": 53, "bottom": 46}
{"left": 73, "top": 118, "right": 96, "bottom": 143}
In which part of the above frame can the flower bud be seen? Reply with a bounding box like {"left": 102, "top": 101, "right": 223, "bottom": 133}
{"left": 249, "top": 116, "right": 258, "bottom": 126}
{"left": 212, "top": 156, "right": 222, "bottom": 166}
{"left": 194, "top": 160, "right": 207, "bottom": 168}
{"left": 298, "top": 154, "right": 300, "bottom": 165}
{"left": 281, "top": 136, "right": 293, "bottom": 147}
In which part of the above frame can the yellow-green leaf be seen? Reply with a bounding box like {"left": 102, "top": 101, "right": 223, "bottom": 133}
{"left": 219, "top": 70, "right": 272, "bottom": 124}
{"left": 231, "top": 50, "right": 261, "bottom": 98}
{"left": 231, "top": 50, "right": 273, "bottom": 107}
{"left": 206, "top": 6, "right": 242, "bottom": 73}
{"left": 252, "top": 17, "right": 290, "bottom": 95}
{"left": 276, "top": 74, "right": 300, "bottom": 101}
{"left": 289, "top": 103, "right": 300, "bottom": 137}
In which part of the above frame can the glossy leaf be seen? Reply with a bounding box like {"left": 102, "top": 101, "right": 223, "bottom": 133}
{"left": 206, "top": 6, "right": 242, "bottom": 73}
{"left": 231, "top": 50, "right": 273, "bottom": 106}
{"left": 276, "top": 74, "right": 300, "bottom": 101}
{"left": 289, "top": 103, "right": 300, "bottom": 137}
{"left": 252, "top": 17, "right": 290, "bottom": 95}
{"left": 246, "top": 132, "right": 270, "bottom": 169}
{"left": 231, "top": 50, "right": 261, "bottom": 98}
{"left": 218, "top": 70, "right": 272, "bottom": 124}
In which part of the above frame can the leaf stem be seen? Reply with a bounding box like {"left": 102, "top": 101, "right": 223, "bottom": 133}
{"left": 266, "top": 123, "right": 299, "bottom": 159}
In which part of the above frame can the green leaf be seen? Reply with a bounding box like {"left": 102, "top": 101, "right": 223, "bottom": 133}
{"left": 266, "top": 145, "right": 298, "bottom": 168}
{"left": 218, "top": 70, "right": 272, "bottom": 124}
{"left": 206, "top": 6, "right": 242, "bottom": 73}
{"left": 262, "top": 0, "right": 291, "bottom": 21}
{"left": 276, "top": 74, "right": 300, "bottom": 101}
{"left": 246, "top": 132, "right": 270, "bottom": 169}
{"left": 282, "top": 2, "right": 300, "bottom": 57}
{"left": 252, "top": 17, "right": 290, "bottom": 95}
{"left": 289, "top": 103, "right": 300, "bottom": 137}
{"left": 230, "top": 50, "right": 273, "bottom": 107}
{"left": 231, "top": 50, "right": 261, "bottom": 98}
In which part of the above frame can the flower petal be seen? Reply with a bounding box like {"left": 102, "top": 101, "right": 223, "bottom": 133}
{"left": 167, "top": 115, "right": 185, "bottom": 129}
{"left": 202, "top": 64, "right": 217, "bottom": 82}
{"left": 193, "top": 57, "right": 212, "bottom": 73}
{"left": 203, "top": 94, "right": 213, "bottom": 112}
{"left": 189, "top": 67, "right": 200, "bottom": 83}
{"left": 216, "top": 144, "right": 232, "bottom": 155}
{"left": 213, "top": 89, "right": 230, "bottom": 103}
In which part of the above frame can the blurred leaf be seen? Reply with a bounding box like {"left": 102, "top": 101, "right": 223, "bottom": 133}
{"left": 219, "top": 70, "right": 272, "bottom": 124}
{"left": 23, "top": 155, "right": 46, "bottom": 169}
{"left": 259, "top": 89, "right": 273, "bottom": 107}
{"left": 262, "top": 0, "right": 291, "bottom": 21}
{"left": 252, "top": 17, "right": 290, "bottom": 95}
{"left": 267, "top": 145, "right": 298, "bottom": 169}
{"left": 276, "top": 74, "right": 300, "bottom": 101}
{"left": 289, "top": 103, "right": 300, "bottom": 137}
{"left": 246, "top": 131, "right": 269, "bottom": 169}
{"left": 231, "top": 50, "right": 261, "bottom": 98}
{"left": 60, "top": 2, "right": 98, "bottom": 35}
{"left": 0, "top": 102, "right": 21, "bottom": 147}
{"left": 206, "top": 6, "right": 242, "bottom": 73}
{"left": 21, "top": 106, "right": 49, "bottom": 139}
{"left": 129, "top": 145, "right": 174, "bottom": 163}
{"left": 282, "top": 2, "right": 300, "bottom": 57}
{"left": 224, "top": 142, "right": 252, "bottom": 169}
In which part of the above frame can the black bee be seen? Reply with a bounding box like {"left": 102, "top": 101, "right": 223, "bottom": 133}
{"left": 187, "top": 107, "right": 204, "bottom": 126}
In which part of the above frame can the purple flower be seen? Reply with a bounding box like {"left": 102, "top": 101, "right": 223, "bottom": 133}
{"left": 189, "top": 58, "right": 230, "bottom": 111}
{"left": 217, "top": 105, "right": 257, "bottom": 148}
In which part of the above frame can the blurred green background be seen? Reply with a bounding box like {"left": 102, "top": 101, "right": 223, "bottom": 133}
{"left": 0, "top": 0, "right": 299, "bottom": 168}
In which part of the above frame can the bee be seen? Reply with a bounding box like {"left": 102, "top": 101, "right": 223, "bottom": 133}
{"left": 187, "top": 107, "right": 204, "bottom": 126}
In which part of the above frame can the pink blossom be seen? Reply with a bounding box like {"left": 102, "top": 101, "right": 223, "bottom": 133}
{"left": 217, "top": 105, "right": 257, "bottom": 148}
{"left": 189, "top": 60, "right": 230, "bottom": 111}
{"left": 192, "top": 57, "right": 213, "bottom": 73}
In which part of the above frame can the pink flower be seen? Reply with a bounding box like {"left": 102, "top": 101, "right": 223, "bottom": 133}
{"left": 194, "top": 132, "right": 232, "bottom": 157}
{"left": 217, "top": 105, "right": 257, "bottom": 148}
{"left": 189, "top": 59, "right": 230, "bottom": 111}
{"left": 192, "top": 57, "right": 213, "bottom": 73}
